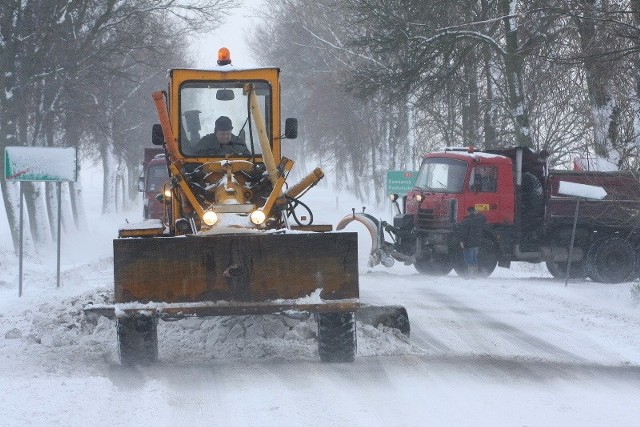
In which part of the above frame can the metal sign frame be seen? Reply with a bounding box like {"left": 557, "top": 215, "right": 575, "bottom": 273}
{"left": 4, "top": 146, "right": 78, "bottom": 296}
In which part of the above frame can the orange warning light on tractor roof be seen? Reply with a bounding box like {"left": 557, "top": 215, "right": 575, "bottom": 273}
{"left": 217, "top": 47, "right": 231, "bottom": 66}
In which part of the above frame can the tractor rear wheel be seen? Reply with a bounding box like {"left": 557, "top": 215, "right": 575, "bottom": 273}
{"left": 586, "top": 237, "right": 637, "bottom": 283}
{"left": 117, "top": 316, "right": 158, "bottom": 366}
{"left": 317, "top": 312, "right": 356, "bottom": 363}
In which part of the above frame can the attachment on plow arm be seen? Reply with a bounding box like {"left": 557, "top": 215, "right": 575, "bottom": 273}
{"left": 337, "top": 211, "right": 396, "bottom": 268}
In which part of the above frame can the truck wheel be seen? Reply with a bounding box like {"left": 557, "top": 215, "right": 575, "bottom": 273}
{"left": 586, "top": 237, "right": 637, "bottom": 283}
{"left": 414, "top": 254, "right": 453, "bottom": 276}
{"left": 546, "top": 260, "right": 587, "bottom": 279}
{"left": 453, "top": 238, "right": 498, "bottom": 278}
{"left": 117, "top": 316, "right": 158, "bottom": 366}
{"left": 317, "top": 312, "right": 356, "bottom": 363}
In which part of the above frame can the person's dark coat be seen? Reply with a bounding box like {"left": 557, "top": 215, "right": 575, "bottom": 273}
{"left": 458, "top": 211, "right": 487, "bottom": 248}
{"left": 191, "top": 133, "right": 251, "bottom": 156}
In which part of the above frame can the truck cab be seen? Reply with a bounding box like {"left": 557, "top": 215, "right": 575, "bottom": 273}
{"left": 139, "top": 150, "right": 167, "bottom": 219}
{"left": 405, "top": 149, "right": 516, "bottom": 228}
{"left": 390, "top": 146, "right": 547, "bottom": 276}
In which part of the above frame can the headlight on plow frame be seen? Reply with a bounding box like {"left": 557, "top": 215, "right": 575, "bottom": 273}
{"left": 202, "top": 210, "right": 218, "bottom": 226}
{"left": 249, "top": 209, "right": 266, "bottom": 225}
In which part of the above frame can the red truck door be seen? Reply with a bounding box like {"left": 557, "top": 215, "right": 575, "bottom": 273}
{"left": 464, "top": 160, "right": 515, "bottom": 225}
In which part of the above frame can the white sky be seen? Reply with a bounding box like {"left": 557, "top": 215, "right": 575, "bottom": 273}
{"left": 189, "top": 0, "right": 265, "bottom": 68}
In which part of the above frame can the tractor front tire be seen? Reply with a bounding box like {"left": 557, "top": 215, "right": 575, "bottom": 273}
{"left": 117, "top": 316, "right": 158, "bottom": 366}
{"left": 317, "top": 312, "right": 356, "bottom": 363}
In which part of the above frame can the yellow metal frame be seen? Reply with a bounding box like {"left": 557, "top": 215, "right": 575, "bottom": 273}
{"left": 168, "top": 68, "right": 282, "bottom": 162}
{"left": 152, "top": 67, "right": 283, "bottom": 227}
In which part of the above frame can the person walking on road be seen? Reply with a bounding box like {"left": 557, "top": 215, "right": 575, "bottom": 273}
{"left": 458, "top": 206, "right": 487, "bottom": 278}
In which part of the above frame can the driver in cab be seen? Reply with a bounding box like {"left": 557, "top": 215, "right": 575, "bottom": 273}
{"left": 192, "top": 116, "right": 251, "bottom": 157}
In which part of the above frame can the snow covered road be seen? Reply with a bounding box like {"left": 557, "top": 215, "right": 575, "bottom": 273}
{"left": 2, "top": 252, "right": 640, "bottom": 426}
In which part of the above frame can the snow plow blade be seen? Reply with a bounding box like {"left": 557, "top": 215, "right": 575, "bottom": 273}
{"left": 113, "top": 231, "right": 359, "bottom": 307}
{"left": 85, "top": 303, "right": 410, "bottom": 338}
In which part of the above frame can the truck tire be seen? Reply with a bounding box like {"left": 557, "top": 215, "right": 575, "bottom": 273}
{"left": 317, "top": 312, "right": 356, "bottom": 363}
{"left": 117, "top": 316, "right": 158, "bottom": 366}
{"left": 546, "top": 260, "right": 587, "bottom": 279}
{"left": 586, "top": 237, "right": 637, "bottom": 283}
{"left": 414, "top": 254, "right": 453, "bottom": 276}
{"left": 453, "top": 238, "right": 498, "bottom": 278}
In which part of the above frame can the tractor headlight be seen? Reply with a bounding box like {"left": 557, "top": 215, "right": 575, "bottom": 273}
{"left": 250, "top": 209, "right": 266, "bottom": 225}
{"left": 203, "top": 210, "right": 218, "bottom": 226}
{"left": 163, "top": 188, "right": 172, "bottom": 199}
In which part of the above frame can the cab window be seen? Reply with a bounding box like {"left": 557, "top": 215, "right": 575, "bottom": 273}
{"left": 469, "top": 166, "right": 497, "bottom": 192}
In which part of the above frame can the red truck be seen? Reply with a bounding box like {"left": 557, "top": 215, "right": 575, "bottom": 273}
{"left": 339, "top": 146, "right": 640, "bottom": 283}
{"left": 138, "top": 147, "right": 168, "bottom": 219}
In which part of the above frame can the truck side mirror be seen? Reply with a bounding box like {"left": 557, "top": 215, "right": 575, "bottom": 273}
{"left": 138, "top": 175, "right": 145, "bottom": 192}
{"left": 152, "top": 124, "right": 164, "bottom": 145}
{"left": 284, "top": 118, "right": 298, "bottom": 139}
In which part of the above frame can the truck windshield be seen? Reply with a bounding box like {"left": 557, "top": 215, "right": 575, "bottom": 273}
{"left": 179, "top": 81, "right": 271, "bottom": 157}
{"left": 415, "top": 158, "right": 467, "bottom": 193}
{"left": 147, "top": 164, "right": 168, "bottom": 192}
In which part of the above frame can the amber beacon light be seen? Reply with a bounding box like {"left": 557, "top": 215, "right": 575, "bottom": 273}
{"left": 217, "top": 47, "right": 231, "bottom": 66}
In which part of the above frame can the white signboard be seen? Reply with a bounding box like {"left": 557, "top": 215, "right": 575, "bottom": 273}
{"left": 4, "top": 146, "right": 77, "bottom": 182}
{"left": 558, "top": 180, "right": 607, "bottom": 200}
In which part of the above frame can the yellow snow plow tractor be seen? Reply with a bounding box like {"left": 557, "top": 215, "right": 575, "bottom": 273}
{"left": 86, "top": 49, "right": 408, "bottom": 365}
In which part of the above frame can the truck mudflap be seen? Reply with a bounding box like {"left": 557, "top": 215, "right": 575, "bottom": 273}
{"left": 114, "top": 231, "right": 359, "bottom": 304}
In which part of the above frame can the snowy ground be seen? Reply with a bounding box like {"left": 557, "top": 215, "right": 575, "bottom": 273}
{"left": 1, "top": 185, "right": 640, "bottom": 426}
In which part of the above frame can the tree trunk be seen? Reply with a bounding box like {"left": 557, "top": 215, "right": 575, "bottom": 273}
{"left": 23, "top": 182, "right": 50, "bottom": 253}
{"left": 405, "top": 95, "right": 417, "bottom": 170}
{"left": 483, "top": 47, "right": 498, "bottom": 149}
{"left": 574, "top": 0, "right": 617, "bottom": 160}
{"left": 101, "top": 137, "right": 118, "bottom": 215}
{"left": 462, "top": 58, "right": 480, "bottom": 146}
{"left": 63, "top": 113, "right": 87, "bottom": 230}
{"left": 501, "top": 0, "right": 533, "bottom": 148}
{"left": 69, "top": 178, "right": 88, "bottom": 231}
{"left": 0, "top": 17, "right": 22, "bottom": 252}
{"left": 632, "top": 0, "right": 640, "bottom": 150}
{"left": 0, "top": 180, "right": 22, "bottom": 254}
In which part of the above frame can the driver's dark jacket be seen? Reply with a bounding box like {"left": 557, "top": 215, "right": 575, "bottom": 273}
{"left": 189, "top": 133, "right": 251, "bottom": 156}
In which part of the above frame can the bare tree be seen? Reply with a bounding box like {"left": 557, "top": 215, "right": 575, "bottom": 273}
{"left": 0, "top": 0, "right": 237, "bottom": 253}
